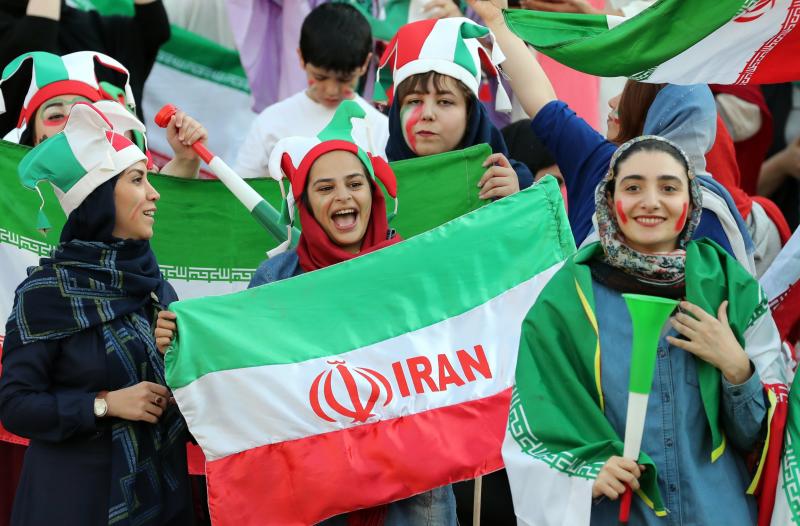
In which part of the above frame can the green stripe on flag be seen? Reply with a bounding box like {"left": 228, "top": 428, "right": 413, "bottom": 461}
{"left": 157, "top": 26, "right": 250, "bottom": 93}
{"left": 0, "top": 140, "right": 284, "bottom": 275}
{"left": 165, "top": 177, "right": 574, "bottom": 389}
{"left": 503, "top": 0, "right": 746, "bottom": 78}
{"left": 1, "top": 141, "right": 496, "bottom": 282}
{"left": 386, "top": 144, "right": 490, "bottom": 238}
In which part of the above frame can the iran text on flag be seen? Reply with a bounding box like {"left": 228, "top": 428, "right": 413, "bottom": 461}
{"left": 504, "top": 0, "right": 800, "bottom": 85}
{"left": 164, "top": 177, "right": 575, "bottom": 525}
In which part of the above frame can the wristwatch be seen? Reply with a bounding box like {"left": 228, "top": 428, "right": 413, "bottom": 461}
{"left": 93, "top": 391, "right": 108, "bottom": 418}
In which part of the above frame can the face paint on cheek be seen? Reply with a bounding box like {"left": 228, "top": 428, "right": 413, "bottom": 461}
{"left": 401, "top": 105, "right": 423, "bottom": 153}
{"left": 342, "top": 86, "right": 353, "bottom": 98}
{"left": 615, "top": 200, "right": 628, "bottom": 224}
{"left": 675, "top": 202, "right": 688, "bottom": 232}
{"left": 41, "top": 116, "right": 67, "bottom": 127}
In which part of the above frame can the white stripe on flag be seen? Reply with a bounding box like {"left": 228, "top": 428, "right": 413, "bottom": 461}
{"left": 0, "top": 243, "right": 40, "bottom": 335}
{"left": 142, "top": 64, "right": 254, "bottom": 163}
{"left": 503, "top": 391, "right": 594, "bottom": 526}
{"left": 645, "top": 0, "right": 793, "bottom": 84}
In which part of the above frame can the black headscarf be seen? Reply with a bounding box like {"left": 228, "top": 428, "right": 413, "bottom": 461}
{"left": 385, "top": 98, "right": 534, "bottom": 189}
{"left": 6, "top": 175, "right": 167, "bottom": 348}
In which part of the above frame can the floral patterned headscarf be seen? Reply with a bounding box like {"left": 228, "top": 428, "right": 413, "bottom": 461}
{"left": 594, "top": 135, "right": 703, "bottom": 285}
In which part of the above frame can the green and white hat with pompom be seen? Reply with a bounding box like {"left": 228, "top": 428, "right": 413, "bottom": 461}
{"left": 18, "top": 102, "right": 146, "bottom": 233}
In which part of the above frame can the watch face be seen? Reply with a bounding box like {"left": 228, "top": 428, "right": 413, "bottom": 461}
{"left": 94, "top": 398, "right": 108, "bottom": 417}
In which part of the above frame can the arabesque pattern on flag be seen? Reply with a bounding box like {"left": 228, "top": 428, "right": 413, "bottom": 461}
{"left": 164, "top": 177, "right": 575, "bottom": 525}
{"left": 504, "top": 0, "right": 800, "bottom": 85}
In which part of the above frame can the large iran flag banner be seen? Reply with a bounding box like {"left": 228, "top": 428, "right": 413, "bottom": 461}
{"left": 165, "top": 177, "right": 575, "bottom": 525}
{"left": 505, "top": 0, "right": 800, "bottom": 85}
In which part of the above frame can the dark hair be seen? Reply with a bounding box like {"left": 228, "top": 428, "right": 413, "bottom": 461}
{"left": 608, "top": 138, "right": 690, "bottom": 196}
{"left": 501, "top": 119, "right": 556, "bottom": 174}
{"left": 394, "top": 71, "right": 474, "bottom": 147}
{"left": 19, "top": 126, "right": 34, "bottom": 146}
{"left": 299, "top": 3, "right": 372, "bottom": 74}
{"left": 611, "top": 80, "right": 665, "bottom": 144}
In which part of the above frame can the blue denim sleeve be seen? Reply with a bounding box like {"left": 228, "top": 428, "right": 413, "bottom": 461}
{"left": 720, "top": 365, "right": 766, "bottom": 451}
{"left": 530, "top": 101, "right": 618, "bottom": 245}
{"left": 248, "top": 260, "right": 273, "bottom": 289}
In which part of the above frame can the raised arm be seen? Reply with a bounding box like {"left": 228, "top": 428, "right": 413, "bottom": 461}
{"left": 468, "top": 0, "right": 557, "bottom": 118}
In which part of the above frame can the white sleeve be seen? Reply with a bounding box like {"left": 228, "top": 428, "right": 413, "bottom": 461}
{"left": 744, "top": 301, "right": 789, "bottom": 387}
{"left": 373, "top": 118, "right": 390, "bottom": 161}
{"left": 234, "top": 118, "right": 271, "bottom": 179}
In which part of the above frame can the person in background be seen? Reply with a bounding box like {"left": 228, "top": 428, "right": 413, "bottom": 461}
{"left": 502, "top": 118, "right": 566, "bottom": 209}
{"left": 471, "top": 0, "right": 759, "bottom": 276}
{"left": 234, "top": 2, "right": 389, "bottom": 179}
{"left": 760, "top": 82, "right": 800, "bottom": 231}
{"left": 379, "top": 17, "right": 534, "bottom": 199}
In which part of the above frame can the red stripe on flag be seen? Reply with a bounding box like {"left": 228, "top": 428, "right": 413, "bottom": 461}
{"left": 737, "top": 1, "right": 800, "bottom": 84}
{"left": 205, "top": 388, "right": 512, "bottom": 526}
{"left": 756, "top": 383, "right": 789, "bottom": 526}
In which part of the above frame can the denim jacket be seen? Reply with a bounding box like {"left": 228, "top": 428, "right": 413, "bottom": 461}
{"left": 589, "top": 279, "right": 764, "bottom": 525}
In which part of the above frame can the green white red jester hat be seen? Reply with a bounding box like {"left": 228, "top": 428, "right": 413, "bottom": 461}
{"left": 267, "top": 99, "right": 399, "bottom": 250}
{"left": 18, "top": 102, "right": 146, "bottom": 233}
{"left": 0, "top": 51, "right": 135, "bottom": 142}
{"left": 375, "top": 17, "right": 510, "bottom": 111}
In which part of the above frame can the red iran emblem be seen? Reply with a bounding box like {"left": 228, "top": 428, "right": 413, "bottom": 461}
{"left": 735, "top": 0, "right": 776, "bottom": 22}
{"left": 309, "top": 360, "right": 393, "bottom": 423}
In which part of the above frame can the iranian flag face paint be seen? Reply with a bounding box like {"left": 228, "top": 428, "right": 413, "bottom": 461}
{"left": 303, "top": 63, "right": 360, "bottom": 109}
{"left": 34, "top": 95, "right": 93, "bottom": 144}
{"left": 615, "top": 199, "right": 628, "bottom": 225}
{"left": 401, "top": 104, "right": 424, "bottom": 154}
{"left": 675, "top": 202, "right": 688, "bottom": 233}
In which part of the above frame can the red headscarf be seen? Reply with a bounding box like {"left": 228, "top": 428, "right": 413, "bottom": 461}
{"left": 282, "top": 141, "right": 402, "bottom": 272}
{"left": 706, "top": 116, "right": 791, "bottom": 244}
{"left": 710, "top": 85, "right": 773, "bottom": 195}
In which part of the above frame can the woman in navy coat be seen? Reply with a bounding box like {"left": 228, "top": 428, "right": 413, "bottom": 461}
{"left": 0, "top": 104, "right": 192, "bottom": 525}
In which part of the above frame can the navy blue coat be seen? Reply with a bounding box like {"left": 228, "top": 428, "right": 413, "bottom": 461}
{"left": 0, "top": 287, "right": 193, "bottom": 526}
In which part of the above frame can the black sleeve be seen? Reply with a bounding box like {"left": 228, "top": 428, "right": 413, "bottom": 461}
{"left": 0, "top": 340, "right": 98, "bottom": 442}
{"left": 132, "top": 1, "right": 171, "bottom": 63}
{"left": 0, "top": 14, "right": 60, "bottom": 69}
{"left": 93, "top": 2, "right": 170, "bottom": 119}
{"left": 0, "top": 14, "right": 61, "bottom": 135}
